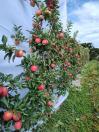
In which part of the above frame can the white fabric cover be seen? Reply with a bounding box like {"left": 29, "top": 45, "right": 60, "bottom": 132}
{"left": 0, "top": 0, "right": 33, "bottom": 75}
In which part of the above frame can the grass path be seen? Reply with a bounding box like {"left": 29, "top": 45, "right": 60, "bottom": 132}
{"left": 81, "top": 60, "right": 99, "bottom": 131}
{"left": 37, "top": 86, "right": 92, "bottom": 132}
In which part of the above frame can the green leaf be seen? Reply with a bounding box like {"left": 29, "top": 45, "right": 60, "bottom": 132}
{"left": 0, "top": 44, "right": 4, "bottom": 50}
{"left": 2, "top": 35, "right": 7, "bottom": 45}
{"left": 4, "top": 53, "right": 9, "bottom": 60}
{"left": 0, "top": 98, "right": 9, "bottom": 108}
{"left": 12, "top": 54, "right": 16, "bottom": 62}
{"left": 6, "top": 74, "right": 13, "bottom": 81}
{"left": 8, "top": 51, "right": 13, "bottom": 62}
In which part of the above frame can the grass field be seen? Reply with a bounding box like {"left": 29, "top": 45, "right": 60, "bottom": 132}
{"left": 36, "top": 60, "right": 99, "bottom": 132}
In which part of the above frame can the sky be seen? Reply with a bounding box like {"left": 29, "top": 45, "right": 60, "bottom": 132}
{"left": 67, "top": 0, "right": 99, "bottom": 48}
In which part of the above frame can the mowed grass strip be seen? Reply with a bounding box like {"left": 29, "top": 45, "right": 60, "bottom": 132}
{"left": 81, "top": 60, "right": 99, "bottom": 132}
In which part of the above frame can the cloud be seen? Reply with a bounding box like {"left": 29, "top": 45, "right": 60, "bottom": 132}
{"left": 69, "top": 1, "right": 99, "bottom": 48}
{"left": 59, "top": 0, "right": 67, "bottom": 30}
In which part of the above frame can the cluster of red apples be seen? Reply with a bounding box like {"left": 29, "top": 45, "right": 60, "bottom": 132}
{"left": 14, "top": 0, "right": 64, "bottom": 58}
{"left": 0, "top": 86, "right": 21, "bottom": 130}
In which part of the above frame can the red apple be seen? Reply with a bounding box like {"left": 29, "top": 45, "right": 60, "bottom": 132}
{"left": 68, "top": 73, "right": 73, "bottom": 78}
{"left": 46, "top": 0, "right": 54, "bottom": 9}
{"left": 42, "top": 39, "right": 49, "bottom": 45}
{"left": 57, "top": 32, "right": 64, "bottom": 39}
{"left": 69, "top": 48, "right": 73, "bottom": 53}
{"left": 36, "top": 10, "right": 42, "bottom": 16}
{"left": 14, "top": 121, "right": 22, "bottom": 130}
{"left": 30, "top": 0, "right": 35, "bottom": 7}
{"left": 63, "top": 67, "right": 67, "bottom": 71}
{"left": 67, "top": 62, "right": 71, "bottom": 67}
{"left": 15, "top": 39, "right": 20, "bottom": 45}
{"left": 25, "top": 76, "right": 31, "bottom": 81}
{"left": 2, "top": 87, "right": 8, "bottom": 97}
{"left": 30, "top": 65, "right": 38, "bottom": 72}
{"left": 15, "top": 50, "right": 24, "bottom": 58}
{"left": 65, "top": 46, "right": 69, "bottom": 50}
{"left": 13, "top": 112, "right": 21, "bottom": 122}
{"left": 38, "top": 84, "right": 45, "bottom": 91}
{"left": 47, "top": 101, "right": 54, "bottom": 107}
{"left": 76, "top": 54, "right": 80, "bottom": 59}
{"left": 65, "top": 62, "right": 71, "bottom": 67}
{"left": 3, "top": 111, "right": 13, "bottom": 121}
{"left": 35, "top": 38, "right": 41, "bottom": 44}
{"left": 50, "top": 63, "right": 56, "bottom": 69}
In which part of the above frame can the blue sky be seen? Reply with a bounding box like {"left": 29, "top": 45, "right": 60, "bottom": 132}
{"left": 67, "top": 0, "right": 99, "bottom": 48}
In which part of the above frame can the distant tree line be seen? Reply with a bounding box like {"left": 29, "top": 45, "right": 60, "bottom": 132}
{"left": 81, "top": 43, "right": 99, "bottom": 60}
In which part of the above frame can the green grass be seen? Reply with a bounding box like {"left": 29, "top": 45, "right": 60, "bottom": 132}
{"left": 35, "top": 60, "right": 99, "bottom": 132}
{"left": 81, "top": 60, "right": 99, "bottom": 131}
{"left": 37, "top": 87, "right": 93, "bottom": 132}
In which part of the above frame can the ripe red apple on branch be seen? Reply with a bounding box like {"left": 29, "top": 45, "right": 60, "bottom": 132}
{"left": 14, "top": 120, "right": 22, "bottom": 130}
{"left": 64, "top": 62, "right": 71, "bottom": 67}
{"left": 0, "top": 86, "right": 8, "bottom": 97}
{"left": 13, "top": 112, "right": 21, "bottom": 122}
{"left": 47, "top": 101, "right": 54, "bottom": 107}
{"left": 46, "top": 0, "right": 54, "bottom": 9}
{"left": 30, "top": 65, "right": 38, "bottom": 72}
{"left": 68, "top": 47, "right": 73, "bottom": 53}
{"left": 15, "top": 50, "right": 25, "bottom": 58}
{"left": 25, "top": 76, "right": 31, "bottom": 81}
{"left": 75, "top": 54, "right": 81, "bottom": 59}
{"left": 68, "top": 72, "right": 73, "bottom": 78}
{"left": 30, "top": 0, "right": 35, "bottom": 7}
{"left": 38, "top": 84, "right": 45, "bottom": 91}
{"left": 3, "top": 111, "right": 13, "bottom": 121}
{"left": 57, "top": 32, "right": 64, "bottom": 39}
{"left": 15, "top": 39, "right": 20, "bottom": 45}
{"left": 36, "top": 9, "right": 42, "bottom": 16}
{"left": 42, "top": 39, "right": 49, "bottom": 45}
{"left": 35, "top": 38, "right": 41, "bottom": 44}
{"left": 50, "top": 63, "right": 56, "bottom": 69}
